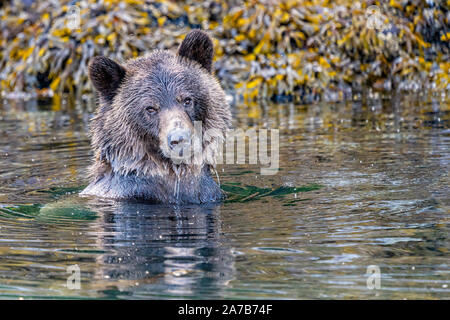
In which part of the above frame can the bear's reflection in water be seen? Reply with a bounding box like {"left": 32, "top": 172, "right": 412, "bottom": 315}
{"left": 50, "top": 199, "right": 235, "bottom": 297}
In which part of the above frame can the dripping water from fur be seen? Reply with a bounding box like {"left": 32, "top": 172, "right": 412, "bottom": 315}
{"left": 212, "top": 166, "right": 221, "bottom": 189}
{"left": 173, "top": 165, "right": 181, "bottom": 202}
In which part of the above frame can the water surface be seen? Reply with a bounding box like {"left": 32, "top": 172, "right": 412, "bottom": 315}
{"left": 0, "top": 93, "right": 448, "bottom": 299}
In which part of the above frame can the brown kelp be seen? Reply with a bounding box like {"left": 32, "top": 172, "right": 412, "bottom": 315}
{"left": 0, "top": 0, "right": 448, "bottom": 101}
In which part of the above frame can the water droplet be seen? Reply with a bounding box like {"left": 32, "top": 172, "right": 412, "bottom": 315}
{"left": 173, "top": 165, "right": 181, "bottom": 202}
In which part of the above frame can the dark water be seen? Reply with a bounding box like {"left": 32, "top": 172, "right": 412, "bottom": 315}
{"left": 0, "top": 93, "right": 448, "bottom": 299}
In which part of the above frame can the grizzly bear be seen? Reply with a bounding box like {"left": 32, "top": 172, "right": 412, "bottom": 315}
{"left": 80, "top": 30, "right": 232, "bottom": 204}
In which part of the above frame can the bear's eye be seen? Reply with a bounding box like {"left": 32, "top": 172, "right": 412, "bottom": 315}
{"left": 183, "top": 97, "right": 193, "bottom": 108}
{"left": 146, "top": 106, "right": 158, "bottom": 114}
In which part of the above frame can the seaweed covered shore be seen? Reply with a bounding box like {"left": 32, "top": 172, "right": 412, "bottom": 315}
{"left": 0, "top": 0, "right": 449, "bottom": 102}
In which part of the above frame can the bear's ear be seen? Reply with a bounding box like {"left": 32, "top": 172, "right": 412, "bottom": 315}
{"left": 88, "top": 56, "right": 126, "bottom": 102}
{"left": 178, "top": 30, "right": 214, "bottom": 73}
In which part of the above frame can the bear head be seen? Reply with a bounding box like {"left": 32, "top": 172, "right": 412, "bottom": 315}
{"left": 87, "top": 30, "right": 231, "bottom": 181}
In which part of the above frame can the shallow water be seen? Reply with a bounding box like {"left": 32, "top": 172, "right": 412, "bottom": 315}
{"left": 0, "top": 93, "right": 448, "bottom": 299}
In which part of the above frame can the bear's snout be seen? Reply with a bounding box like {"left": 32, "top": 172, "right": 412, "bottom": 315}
{"left": 167, "top": 128, "right": 191, "bottom": 150}
{"left": 159, "top": 110, "right": 194, "bottom": 161}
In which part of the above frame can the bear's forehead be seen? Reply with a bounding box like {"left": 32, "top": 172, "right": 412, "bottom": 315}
{"left": 127, "top": 67, "right": 200, "bottom": 93}
{"left": 125, "top": 51, "right": 197, "bottom": 74}
{"left": 125, "top": 52, "right": 203, "bottom": 86}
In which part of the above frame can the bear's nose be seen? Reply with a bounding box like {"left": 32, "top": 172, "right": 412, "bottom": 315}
{"left": 167, "top": 129, "right": 191, "bottom": 150}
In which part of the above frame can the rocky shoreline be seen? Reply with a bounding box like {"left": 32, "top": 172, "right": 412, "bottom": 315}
{"left": 0, "top": 0, "right": 449, "bottom": 102}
